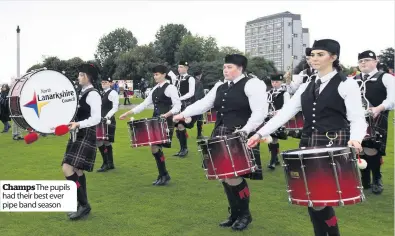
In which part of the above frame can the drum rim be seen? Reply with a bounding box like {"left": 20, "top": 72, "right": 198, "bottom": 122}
{"left": 8, "top": 69, "right": 78, "bottom": 134}
{"left": 127, "top": 117, "right": 165, "bottom": 124}
{"left": 281, "top": 146, "right": 350, "bottom": 158}
{"left": 196, "top": 133, "right": 242, "bottom": 145}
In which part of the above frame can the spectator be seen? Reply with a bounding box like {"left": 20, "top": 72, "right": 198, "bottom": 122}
{"left": 0, "top": 84, "right": 11, "bottom": 133}
{"left": 140, "top": 78, "right": 148, "bottom": 99}
{"left": 123, "top": 81, "right": 131, "bottom": 105}
{"left": 389, "top": 68, "right": 395, "bottom": 76}
{"left": 377, "top": 62, "right": 390, "bottom": 73}
{"left": 112, "top": 80, "right": 120, "bottom": 94}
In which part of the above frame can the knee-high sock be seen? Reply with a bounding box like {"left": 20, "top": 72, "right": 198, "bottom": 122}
{"left": 230, "top": 179, "right": 250, "bottom": 215}
{"left": 66, "top": 172, "right": 88, "bottom": 206}
{"left": 268, "top": 143, "right": 279, "bottom": 165}
{"left": 222, "top": 182, "right": 238, "bottom": 219}
{"left": 308, "top": 207, "right": 340, "bottom": 236}
{"left": 106, "top": 145, "right": 114, "bottom": 167}
{"left": 197, "top": 120, "right": 203, "bottom": 136}
{"left": 369, "top": 153, "right": 382, "bottom": 181}
{"left": 153, "top": 149, "right": 167, "bottom": 176}
{"left": 78, "top": 174, "right": 87, "bottom": 199}
{"left": 98, "top": 145, "right": 108, "bottom": 166}
{"left": 179, "top": 129, "right": 187, "bottom": 149}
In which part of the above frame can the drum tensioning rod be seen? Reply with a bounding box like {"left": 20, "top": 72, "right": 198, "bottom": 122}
{"left": 206, "top": 142, "right": 219, "bottom": 179}
{"left": 281, "top": 153, "right": 293, "bottom": 204}
{"left": 350, "top": 147, "right": 366, "bottom": 202}
{"left": 298, "top": 153, "right": 313, "bottom": 207}
{"left": 197, "top": 141, "right": 210, "bottom": 179}
{"left": 225, "top": 136, "right": 238, "bottom": 177}
{"left": 129, "top": 122, "right": 137, "bottom": 147}
{"left": 146, "top": 118, "right": 152, "bottom": 146}
{"left": 241, "top": 136, "right": 256, "bottom": 172}
{"left": 329, "top": 151, "right": 344, "bottom": 206}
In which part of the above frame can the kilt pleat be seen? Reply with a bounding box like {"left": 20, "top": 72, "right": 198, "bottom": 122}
{"left": 62, "top": 126, "right": 97, "bottom": 172}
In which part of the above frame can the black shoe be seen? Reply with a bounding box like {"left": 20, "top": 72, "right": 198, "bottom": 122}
{"left": 154, "top": 174, "right": 171, "bottom": 186}
{"left": 197, "top": 135, "right": 204, "bottom": 140}
{"left": 68, "top": 204, "right": 91, "bottom": 220}
{"left": 231, "top": 212, "right": 252, "bottom": 231}
{"left": 152, "top": 175, "right": 161, "bottom": 185}
{"left": 267, "top": 164, "right": 275, "bottom": 170}
{"left": 178, "top": 148, "right": 188, "bottom": 157}
{"left": 173, "top": 150, "right": 181, "bottom": 156}
{"left": 363, "top": 183, "right": 371, "bottom": 190}
{"left": 275, "top": 160, "right": 281, "bottom": 166}
{"left": 97, "top": 164, "right": 110, "bottom": 172}
{"left": 67, "top": 202, "right": 80, "bottom": 217}
{"left": 219, "top": 215, "right": 238, "bottom": 227}
{"left": 108, "top": 165, "right": 115, "bottom": 170}
{"left": 372, "top": 179, "right": 383, "bottom": 194}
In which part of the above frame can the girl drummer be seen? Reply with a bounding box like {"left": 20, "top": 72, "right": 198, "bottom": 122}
{"left": 248, "top": 39, "right": 366, "bottom": 236}
{"left": 119, "top": 65, "right": 181, "bottom": 186}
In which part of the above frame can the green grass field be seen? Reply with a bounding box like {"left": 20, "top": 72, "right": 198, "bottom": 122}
{"left": 0, "top": 102, "right": 393, "bottom": 236}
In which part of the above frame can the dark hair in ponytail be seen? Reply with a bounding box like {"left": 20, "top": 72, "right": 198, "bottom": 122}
{"left": 332, "top": 59, "right": 342, "bottom": 72}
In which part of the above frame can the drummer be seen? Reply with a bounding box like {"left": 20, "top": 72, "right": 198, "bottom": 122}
{"left": 97, "top": 77, "right": 119, "bottom": 172}
{"left": 286, "top": 47, "right": 317, "bottom": 95}
{"left": 354, "top": 50, "right": 395, "bottom": 194}
{"left": 119, "top": 65, "right": 181, "bottom": 186}
{"left": 267, "top": 74, "right": 290, "bottom": 170}
{"left": 173, "top": 54, "right": 267, "bottom": 231}
{"left": 62, "top": 63, "right": 102, "bottom": 220}
{"left": 248, "top": 39, "right": 366, "bottom": 236}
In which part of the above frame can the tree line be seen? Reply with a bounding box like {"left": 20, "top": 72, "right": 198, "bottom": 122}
{"left": 27, "top": 24, "right": 394, "bottom": 88}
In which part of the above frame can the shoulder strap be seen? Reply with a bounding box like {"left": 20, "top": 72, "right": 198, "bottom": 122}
{"left": 80, "top": 88, "right": 98, "bottom": 99}
{"left": 371, "top": 71, "right": 385, "bottom": 80}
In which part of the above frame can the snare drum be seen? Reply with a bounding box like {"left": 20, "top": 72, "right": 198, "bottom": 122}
{"left": 204, "top": 108, "right": 217, "bottom": 124}
{"left": 8, "top": 69, "right": 78, "bottom": 134}
{"left": 281, "top": 146, "right": 364, "bottom": 207}
{"left": 197, "top": 134, "right": 257, "bottom": 180}
{"left": 127, "top": 117, "right": 170, "bottom": 147}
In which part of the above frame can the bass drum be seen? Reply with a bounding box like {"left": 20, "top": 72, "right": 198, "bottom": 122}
{"left": 8, "top": 69, "right": 78, "bottom": 134}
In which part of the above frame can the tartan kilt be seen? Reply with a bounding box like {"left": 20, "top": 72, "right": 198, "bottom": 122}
{"left": 211, "top": 125, "right": 263, "bottom": 180}
{"left": 62, "top": 126, "right": 97, "bottom": 172}
{"left": 152, "top": 113, "right": 174, "bottom": 149}
{"left": 362, "top": 111, "right": 388, "bottom": 156}
{"left": 299, "top": 129, "right": 350, "bottom": 148}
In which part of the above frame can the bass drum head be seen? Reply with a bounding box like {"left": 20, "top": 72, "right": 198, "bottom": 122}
{"left": 19, "top": 70, "right": 78, "bottom": 134}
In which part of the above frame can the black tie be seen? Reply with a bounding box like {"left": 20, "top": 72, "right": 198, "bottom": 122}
{"left": 315, "top": 79, "right": 322, "bottom": 98}
{"left": 229, "top": 82, "right": 234, "bottom": 88}
{"left": 363, "top": 74, "right": 369, "bottom": 81}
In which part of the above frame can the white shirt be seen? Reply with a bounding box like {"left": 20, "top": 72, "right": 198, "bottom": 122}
{"left": 360, "top": 68, "right": 395, "bottom": 110}
{"left": 78, "top": 85, "right": 102, "bottom": 129}
{"left": 176, "top": 74, "right": 195, "bottom": 101}
{"left": 103, "top": 88, "right": 119, "bottom": 119}
{"left": 181, "top": 74, "right": 268, "bottom": 134}
{"left": 131, "top": 81, "right": 181, "bottom": 115}
{"left": 257, "top": 70, "right": 367, "bottom": 142}
{"left": 287, "top": 68, "right": 317, "bottom": 95}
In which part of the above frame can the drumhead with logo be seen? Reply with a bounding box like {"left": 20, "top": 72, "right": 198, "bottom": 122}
{"left": 19, "top": 70, "right": 78, "bottom": 134}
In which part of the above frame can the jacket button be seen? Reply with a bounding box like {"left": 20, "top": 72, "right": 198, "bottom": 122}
{"left": 313, "top": 108, "right": 315, "bottom": 111}
{"left": 312, "top": 126, "right": 315, "bottom": 129}
{"left": 224, "top": 93, "right": 227, "bottom": 95}
{"left": 223, "top": 99, "right": 225, "bottom": 101}
{"left": 222, "top": 106, "right": 224, "bottom": 108}
{"left": 312, "top": 120, "right": 316, "bottom": 123}
{"left": 313, "top": 102, "right": 316, "bottom": 105}
{"left": 312, "top": 114, "right": 315, "bottom": 117}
